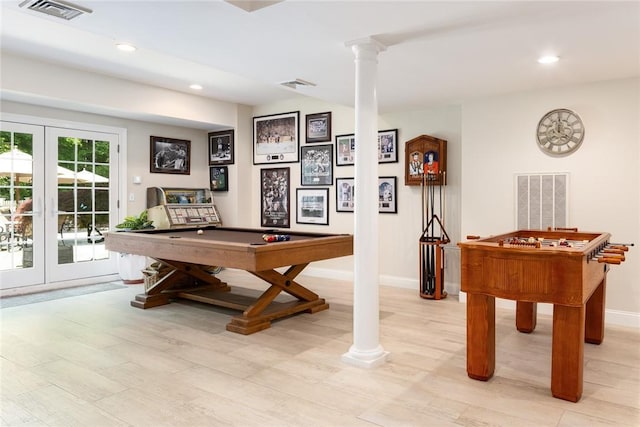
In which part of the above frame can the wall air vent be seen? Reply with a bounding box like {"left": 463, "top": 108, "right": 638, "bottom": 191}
{"left": 19, "top": 0, "right": 92, "bottom": 20}
{"left": 280, "top": 78, "right": 317, "bottom": 90}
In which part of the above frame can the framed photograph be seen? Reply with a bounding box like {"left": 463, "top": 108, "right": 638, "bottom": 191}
{"left": 209, "top": 166, "right": 228, "bottom": 192}
{"left": 253, "top": 111, "right": 300, "bottom": 164}
{"left": 378, "top": 176, "right": 398, "bottom": 213}
{"left": 296, "top": 188, "right": 329, "bottom": 225}
{"left": 335, "top": 176, "right": 398, "bottom": 213}
{"left": 208, "top": 129, "right": 234, "bottom": 165}
{"left": 150, "top": 136, "right": 190, "bottom": 174}
{"left": 260, "top": 167, "right": 290, "bottom": 228}
{"left": 378, "top": 129, "right": 398, "bottom": 163}
{"left": 336, "top": 177, "right": 355, "bottom": 212}
{"left": 335, "top": 133, "right": 355, "bottom": 166}
{"left": 305, "top": 112, "right": 332, "bottom": 143}
{"left": 301, "top": 144, "right": 333, "bottom": 186}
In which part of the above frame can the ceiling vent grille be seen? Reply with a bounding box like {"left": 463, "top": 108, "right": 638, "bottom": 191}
{"left": 19, "top": 0, "right": 92, "bottom": 20}
{"left": 280, "top": 78, "right": 317, "bottom": 90}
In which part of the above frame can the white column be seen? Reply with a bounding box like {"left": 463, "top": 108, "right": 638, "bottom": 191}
{"left": 342, "top": 37, "right": 390, "bottom": 368}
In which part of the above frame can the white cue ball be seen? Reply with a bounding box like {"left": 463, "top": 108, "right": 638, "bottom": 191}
{"left": 197, "top": 230, "right": 204, "bottom": 235}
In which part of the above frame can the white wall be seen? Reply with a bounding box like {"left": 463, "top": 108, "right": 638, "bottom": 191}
{"left": 461, "top": 77, "right": 640, "bottom": 315}
{"left": 252, "top": 98, "right": 463, "bottom": 293}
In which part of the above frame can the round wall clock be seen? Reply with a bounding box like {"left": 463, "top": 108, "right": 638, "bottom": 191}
{"left": 536, "top": 108, "right": 585, "bottom": 156}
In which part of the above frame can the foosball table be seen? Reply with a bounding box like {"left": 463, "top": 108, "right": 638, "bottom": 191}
{"left": 458, "top": 228, "right": 632, "bottom": 402}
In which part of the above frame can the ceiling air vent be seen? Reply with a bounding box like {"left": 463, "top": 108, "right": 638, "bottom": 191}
{"left": 280, "top": 78, "right": 317, "bottom": 90}
{"left": 19, "top": 0, "right": 92, "bottom": 20}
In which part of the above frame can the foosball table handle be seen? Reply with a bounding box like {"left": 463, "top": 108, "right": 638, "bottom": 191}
{"left": 598, "top": 257, "right": 621, "bottom": 264}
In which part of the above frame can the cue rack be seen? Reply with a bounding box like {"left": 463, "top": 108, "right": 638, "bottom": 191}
{"left": 420, "top": 170, "right": 450, "bottom": 300}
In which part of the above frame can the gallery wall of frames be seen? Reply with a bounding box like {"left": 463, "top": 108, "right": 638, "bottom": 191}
{"left": 208, "top": 110, "right": 442, "bottom": 228}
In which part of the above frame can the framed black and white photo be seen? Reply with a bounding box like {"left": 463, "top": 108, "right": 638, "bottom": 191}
{"left": 305, "top": 112, "right": 332, "bottom": 143}
{"left": 296, "top": 188, "right": 329, "bottom": 225}
{"left": 378, "top": 176, "right": 397, "bottom": 213}
{"left": 260, "top": 167, "right": 290, "bottom": 228}
{"left": 336, "top": 177, "right": 355, "bottom": 212}
{"left": 208, "top": 129, "right": 234, "bottom": 165}
{"left": 301, "top": 144, "right": 333, "bottom": 186}
{"left": 209, "top": 166, "right": 228, "bottom": 192}
{"left": 335, "top": 176, "right": 398, "bottom": 213}
{"left": 253, "top": 111, "right": 300, "bottom": 164}
{"left": 335, "top": 134, "right": 355, "bottom": 166}
{"left": 150, "top": 136, "right": 190, "bottom": 174}
{"left": 378, "top": 129, "right": 398, "bottom": 163}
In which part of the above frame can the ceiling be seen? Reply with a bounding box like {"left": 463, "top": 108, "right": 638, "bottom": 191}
{"left": 1, "top": 0, "right": 639, "bottom": 123}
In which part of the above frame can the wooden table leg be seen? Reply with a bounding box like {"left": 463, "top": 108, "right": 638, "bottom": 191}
{"left": 551, "top": 304, "right": 585, "bottom": 402}
{"left": 467, "top": 293, "right": 495, "bottom": 381}
{"left": 585, "top": 277, "right": 606, "bottom": 344}
{"left": 516, "top": 301, "right": 537, "bottom": 333}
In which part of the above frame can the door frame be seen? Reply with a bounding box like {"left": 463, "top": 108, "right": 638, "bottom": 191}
{"left": 1, "top": 113, "right": 128, "bottom": 287}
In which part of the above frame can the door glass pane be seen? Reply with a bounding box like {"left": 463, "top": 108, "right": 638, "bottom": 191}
{"left": 0, "top": 131, "right": 35, "bottom": 271}
{"left": 56, "top": 137, "right": 110, "bottom": 265}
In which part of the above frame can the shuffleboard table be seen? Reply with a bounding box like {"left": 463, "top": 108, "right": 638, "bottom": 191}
{"left": 458, "top": 229, "right": 630, "bottom": 402}
{"left": 105, "top": 226, "right": 353, "bottom": 334}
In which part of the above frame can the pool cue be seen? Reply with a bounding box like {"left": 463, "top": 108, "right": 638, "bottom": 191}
{"left": 421, "top": 172, "right": 428, "bottom": 294}
{"left": 429, "top": 175, "right": 436, "bottom": 294}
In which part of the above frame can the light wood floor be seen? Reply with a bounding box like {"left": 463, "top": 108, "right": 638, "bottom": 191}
{"left": 1, "top": 269, "right": 639, "bottom": 426}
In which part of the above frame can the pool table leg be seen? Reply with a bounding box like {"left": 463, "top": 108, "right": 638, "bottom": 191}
{"left": 466, "top": 292, "right": 495, "bottom": 381}
{"left": 226, "top": 263, "right": 329, "bottom": 335}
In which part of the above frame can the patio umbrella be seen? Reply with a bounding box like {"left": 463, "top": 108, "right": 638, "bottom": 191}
{"left": 0, "top": 148, "right": 78, "bottom": 184}
{"left": 75, "top": 168, "right": 109, "bottom": 184}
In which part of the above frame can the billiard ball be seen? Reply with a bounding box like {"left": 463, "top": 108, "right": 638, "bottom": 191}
{"left": 197, "top": 230, "right": 204, "bottom": 235}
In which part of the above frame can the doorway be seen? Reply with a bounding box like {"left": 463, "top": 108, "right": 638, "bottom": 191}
{"left": 0, "top": 120, "right": 121, "bottom": 289}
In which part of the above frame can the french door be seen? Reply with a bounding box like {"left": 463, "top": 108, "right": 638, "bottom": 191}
{"left": 0, "top": 121, "right": 120, "bottom": 289}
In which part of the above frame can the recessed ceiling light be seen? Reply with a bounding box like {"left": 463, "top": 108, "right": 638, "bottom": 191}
{"left": 116, "top": 43, "right": 136, "bottom": 52}
{"left": 538, "top": 55, "right": 559, "bottom": 64}
{"left": 189, "top": 84, "right": 203, "bottom": 90}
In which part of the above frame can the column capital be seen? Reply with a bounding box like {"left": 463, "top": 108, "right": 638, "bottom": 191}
{"left": 345, "top": 36, "right": 387, "bottom": 58}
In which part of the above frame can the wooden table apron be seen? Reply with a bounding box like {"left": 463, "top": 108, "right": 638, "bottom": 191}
{"left": 459, "top": 230, "right": 611, "bottom": 402}
{"left": 105, "top": 227, "right": 353, "bottom": 334}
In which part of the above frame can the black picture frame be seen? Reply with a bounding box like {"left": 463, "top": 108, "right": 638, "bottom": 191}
{"left": 335, "top": 133, "right": 355, "bottom": 166}
{"left": 301, "top": 144, "right": 333, "bottom": 186}
{"left": 378, "top": 129, "right": 399, "bottom": 163}
{"left": 378, "top": 176, "right": 398, "bottom": 213}
{"left": 305, "top": 111, "right": 332, "bottom": 143}
{"left": 260, "top": 167, "right": 291, "bottom": 228}
{"left": 253, "top": 111, "right": 300, "bottom": 164}
{"left": 335, "top": 129, "right": 399, "bottom": 166}
{"left": 296, "top": 188, "right": 329, "bottom": 225}
{"left": 335, "top": 176, "right": 398, "bottom": 213}
{"left": 208, "top": 129, "right": 234, "bottom": 165}
{"left": 150, "top": 136, "right": 190, "bottom": 175}
{"left": 209, "top": 166, "right": 228, "bottom": 192}
{"left": 336, "top": 177, "right": 355, "bottom": 212}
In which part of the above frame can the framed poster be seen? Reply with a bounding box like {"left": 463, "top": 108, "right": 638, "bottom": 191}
{"left": 208, "top": 129, "right": 234, "bottom": 165}
{"left": 296, "top": 188, "right": 329, "bottom": 225}
{"left": 378, "top": 129, "right": 398, "bottom": 163}
{"left": 378, "top": 176, "right": 397, "bottom": 213}
{"left": 335, "top": 176, "right": 398, "bottom": 213}
{"left": 404, "top": 134, "right": 447, "bottom": 186}
{"left": 301, "top": 144, "right": 333, "bottom": 186}
{"left": 209, "top": 166, "right": 228, "bottom": 191}
{"left": 253, "top": 111, "right": 300, "bottom": 164}
{"left": 305, "top": 112, "right": 332, "bottom": 143}
{"left": 335, "top": 133, "right": 355, "bottom": 166}
{"left": 150, "top": 136, "right": 190, "bottom": 175}
{"left": 260, "top": 167, "right": 290, "bottom": 228}
{"left": 336, "top": 177, "right": 355, "bottom": 212}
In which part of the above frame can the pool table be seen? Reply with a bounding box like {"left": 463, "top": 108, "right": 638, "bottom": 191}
{"left": 105, "top": 226, "right": 353, "bottom": 334}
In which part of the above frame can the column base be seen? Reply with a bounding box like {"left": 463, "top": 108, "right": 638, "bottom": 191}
{"left": 341, "top": 345, "right": 391, "bottom": 368}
